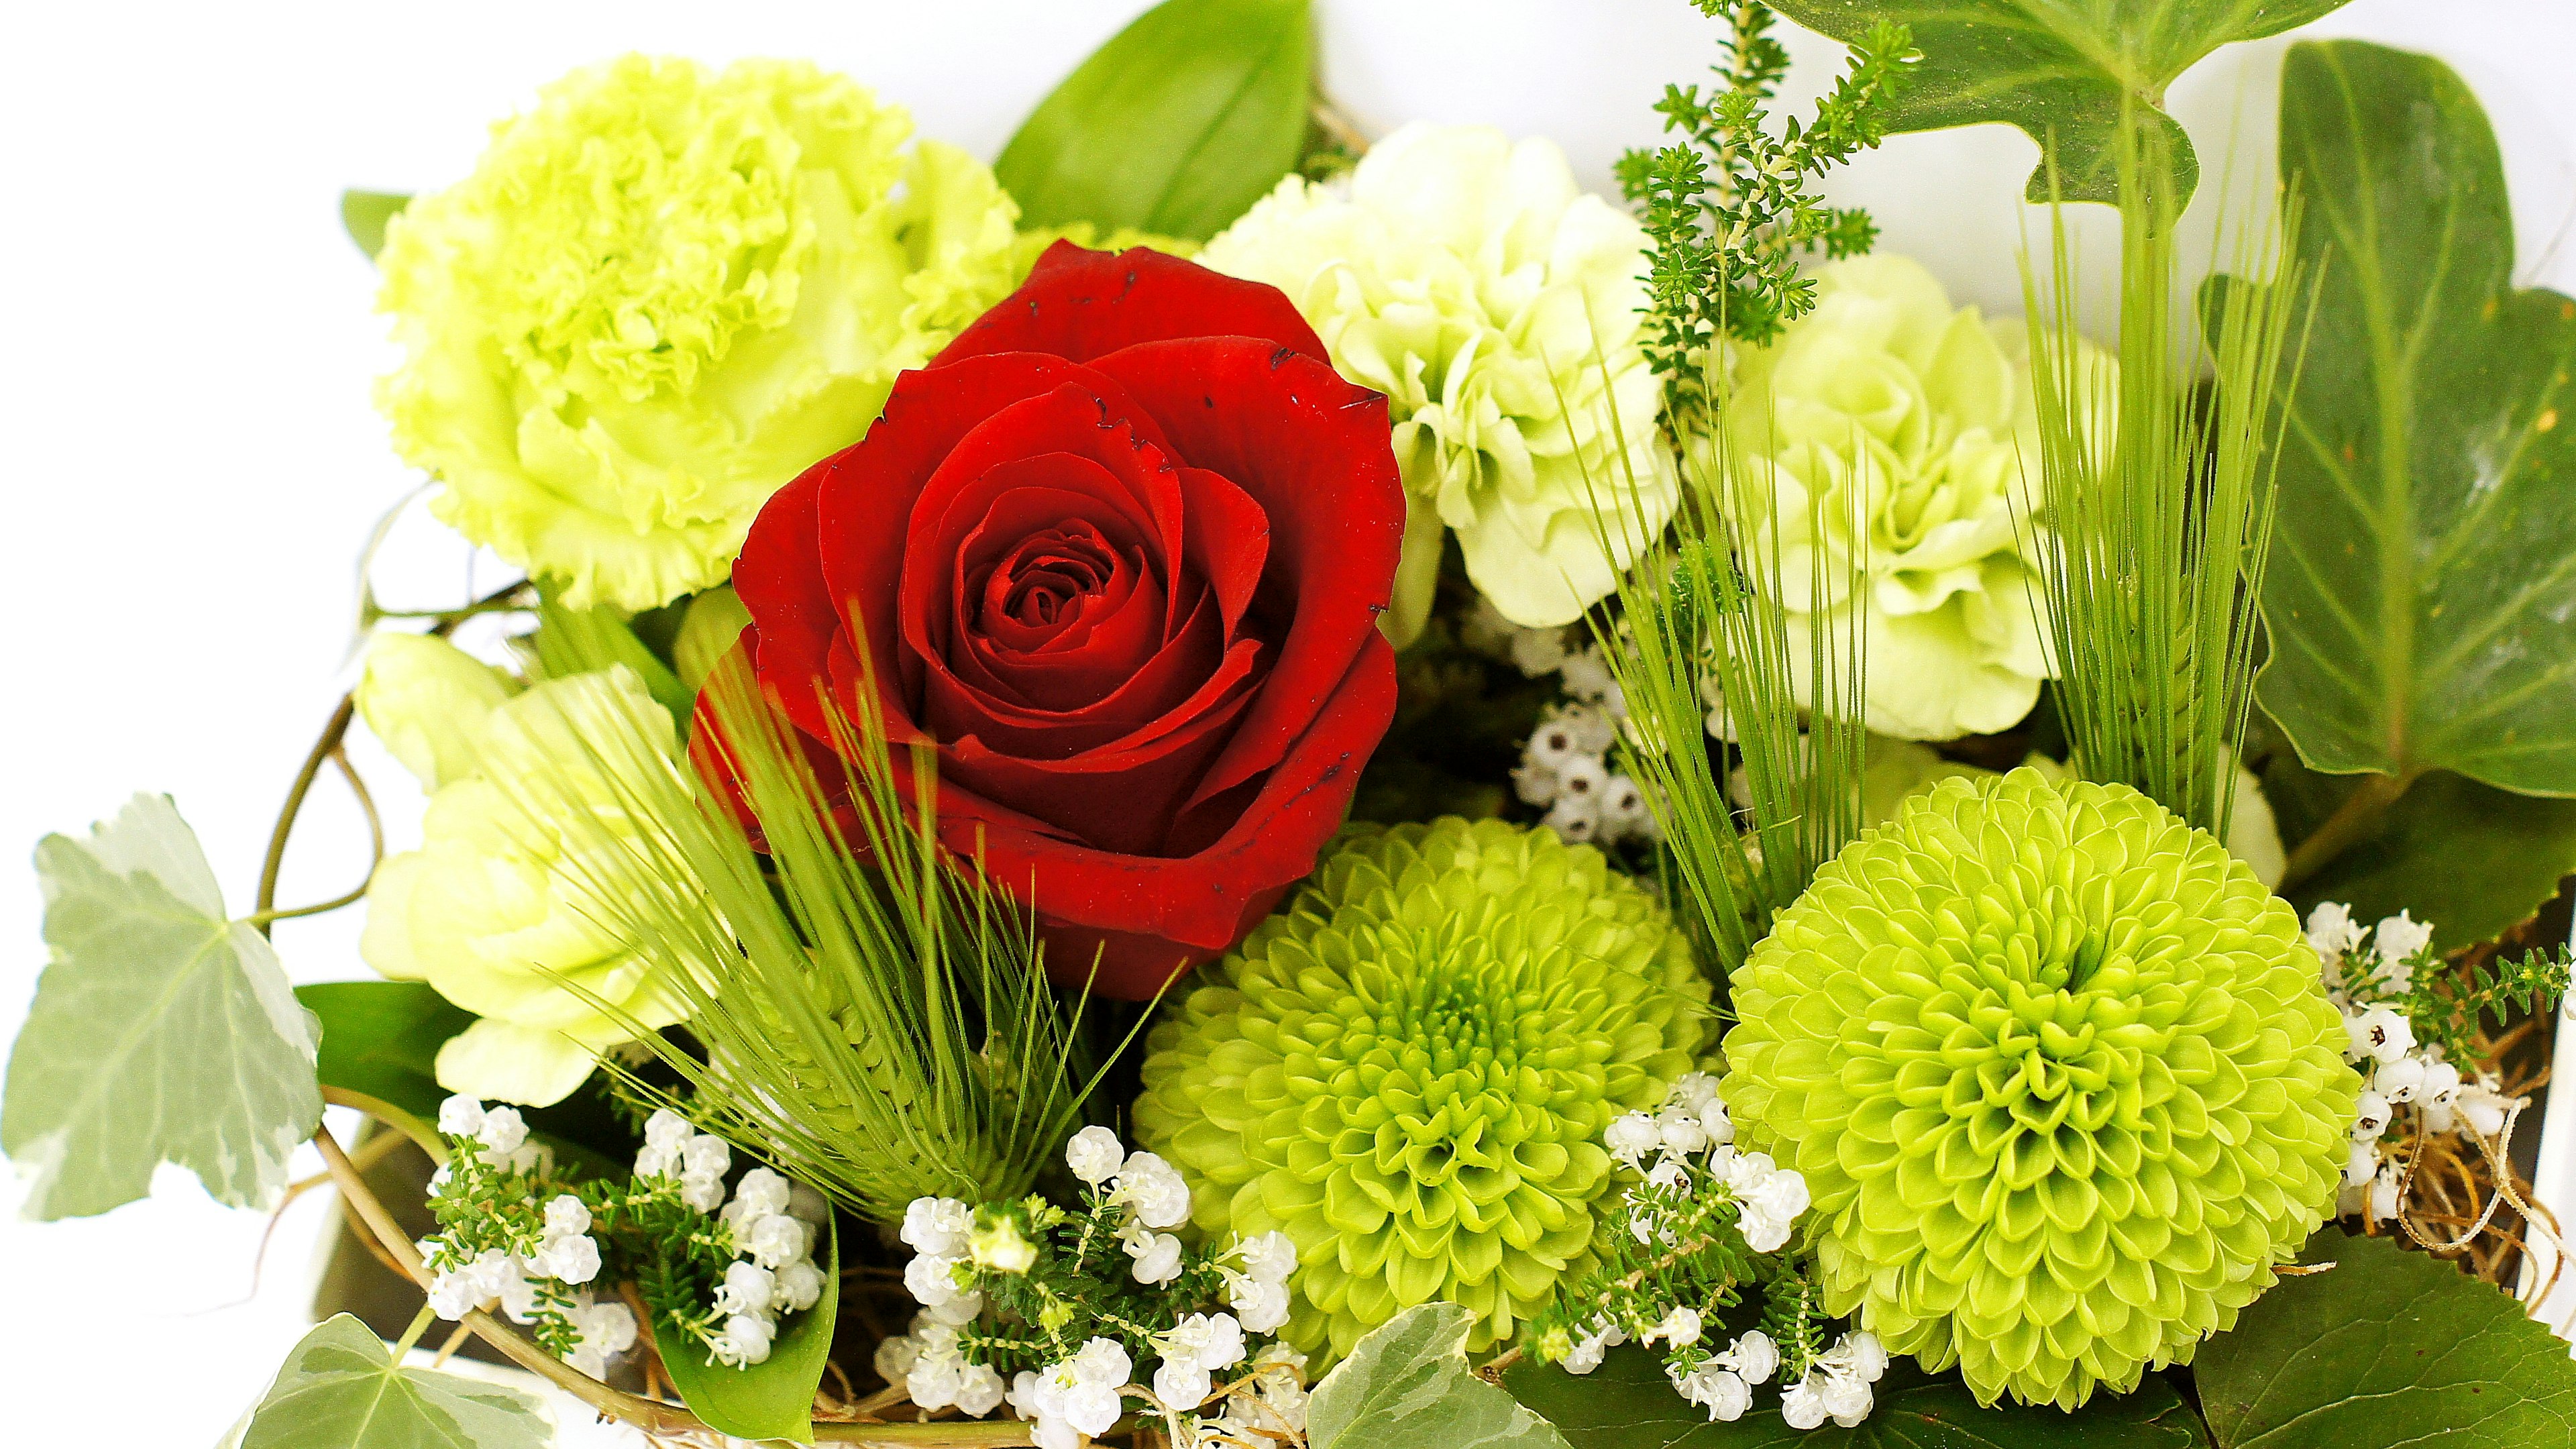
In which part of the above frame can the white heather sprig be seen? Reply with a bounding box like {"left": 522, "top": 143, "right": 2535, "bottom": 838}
{"left": 881, "top": 1127, "right": 1305, "bottom": 1448}
{"left": 1510, "top": 635, "right": 1659, "bottom": 849}
{"left": 417, "top": 1098, "right": 823, "bottom": 1376}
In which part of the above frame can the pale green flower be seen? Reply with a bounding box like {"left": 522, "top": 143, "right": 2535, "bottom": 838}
{"left": 1725, "top": 254, "right": 2110, "bottom": 740}
{"left": 377, "top": 54, "right": 1027, "bottom": 612}
{"left": 1201, "top": 123, "right": 1675, "bottom": 645}
{"left": 360, "top": 667, "right": 688, "bottom": 1106}
{"left": 354, "top": 632, "right": 521, "bottom": 790}
{"left": 672, "top": 586, "right": 755, "bottom": 694}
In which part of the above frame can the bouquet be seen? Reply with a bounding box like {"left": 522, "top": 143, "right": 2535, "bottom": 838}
{"left": 10, "top": 3, "right": 2576, "bottom": 1446}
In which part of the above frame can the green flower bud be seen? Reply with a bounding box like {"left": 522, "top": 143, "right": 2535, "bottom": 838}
{"left": 354, "top": 632, "right": 519, "bottom": 790}
{"left": 672, "top": 586, "right": 755, "bottom": 695}
{"left": 970, "top": 1210, "right": 1038, "bottom": 1275}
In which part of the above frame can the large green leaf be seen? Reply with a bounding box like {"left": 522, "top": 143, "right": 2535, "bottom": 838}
{"left": 239, "top": 1313, "right": 549, "bottom": 1449}
{"left": 1771, "top": 1, "right": 2351, "bottom": 205}
{"left": 2265, "top": 761, "right": 2576, "bottom": 949}
{"left": 2, "top": 794, "right": 323, "bottom": 1220}
{"left": 300, "top": 981, "right": 474, "bottom": 1125}
{"left": 1505, "top": 1347, "right": 2207, "bottom": 1448}
{"left": 1309, "top": 1302, "right": 1570, "bottom": 1449}
{"left": 2196, "top": 1228, "right": 2576, "bottom": 1447}
{"left": 994, "top": 0, "right": 1311, "bottom": 241}
{"left": 2220, "top": 40, "right": 2576, "bottom": 798}
{"left": 653, "top": 1216, "right": 837, "bottom": 1443}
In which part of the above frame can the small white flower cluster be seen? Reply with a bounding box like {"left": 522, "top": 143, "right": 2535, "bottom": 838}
{"left": 1499, "top": 640, "right": 1657, "bottom": 853}
{"left": 2307, "top": 904, "right": 2516, "bottom": 1224}
{"left": 419, "top": 1096, "right": 632, "bottom": 1377}
{"left": 1778, "top": 1330, "right": 1890, "bottom": 1430}
{"left": 881, "top": 1126, "right": 1307, "bottom": 1448}
{"left": 632, "top": 1110, "right": 828, "bottom": 1367}
{"left": 1605, "top": 1073, "right": 1809, "bottom": 1253}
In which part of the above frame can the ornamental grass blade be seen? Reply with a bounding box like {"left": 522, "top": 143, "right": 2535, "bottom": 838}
{"left": 1309, "top": 1302, "right": 1572, "bottom": 1449}
{"left": 2, "top": 794, "right": 322, "bottom": 1220}
{"left": 239, "top": 1314, "right": 549, "bottom": 1449}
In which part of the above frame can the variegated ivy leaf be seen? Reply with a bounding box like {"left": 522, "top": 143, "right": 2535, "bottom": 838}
{"left": 239, "top": 1314, "right": 550, "bottom": 1449}
{"left": 1, "top": 793, "right": 322, "bottom": 1219}
{"left": 1309, "top": 1302, "right": 1573, "bottom": 1449}
{"left": 1771, "top": 0, "right": 2355, "bottom": 205}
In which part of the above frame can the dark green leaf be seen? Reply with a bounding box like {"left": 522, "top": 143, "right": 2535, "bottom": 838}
{"left": 995, "top": 0, "right": 1311, "bottom": 240}
{"left": 2218, "top": 41, "right": 2576, "bottom": 797}
{"left": 1770, "top": 1, "right": 2351, "bottom": 205}
{"left": 654, "top": 1216, "right": 837, "bottom": 1443}
{"left": 2265, "top": 763, "right": 2576, "bottom": 948}
{"left": 1310, "top": 1303, "right": 1570, "bottom": 1449}
{"left": 240, "top": 1313, "right": 548, "bottom": 1449}
{"left": 342, "top": 190, "right": 411, "bottom": 261}
{"left": 1507, "top": 1347, "right": 2208, "bottom": 1448}
{"left": 2196, "top": 1228, "right": 2576, "bottom": 1447}
{"left": 299, "top": 981, "right": 474, "bottom": 1124}
{"left": 3, "top": 795, "right": 322, "bottom": 1219}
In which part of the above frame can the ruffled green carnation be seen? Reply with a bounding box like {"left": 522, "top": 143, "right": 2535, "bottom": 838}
{"left": 376, "top": 54, "right": 1026, "bottom": 611}
{"left": 1201, "top": 123, "right": 1676, "bottom": 645}
{"left": 1727, "top": 255, "right": 2112, "bottom": 739}
{"left": 361, "top": 666, "right": 688, "bottom": 1106}
{"left": 1135, "top": 818, "right": 1708, "bottom": 1362}
{"left": 1720, "top": 767, "right": 2353, "bottom": 1409}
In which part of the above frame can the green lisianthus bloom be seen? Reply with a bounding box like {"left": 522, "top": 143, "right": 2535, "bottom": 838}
{"left": 1727, "top": 254, "right": 2112, "bottom": 739}
{"left": 1136, "top": 818, "right": 1707, "bottom": 1363}
{"left": 360, "top": 666, "right": 688, "bottom": 1106}
{"left": 376, "top": 55, "right": 1027, "bottom": 612}
{"left": 1721, "top": 768, "right": 2353, "bottom": 1409}
{"left": 354, "top": 632, "right": 521, "bottom": 791}
{"left": 1201, "top": 124, "right": 1676, "bottom": 645}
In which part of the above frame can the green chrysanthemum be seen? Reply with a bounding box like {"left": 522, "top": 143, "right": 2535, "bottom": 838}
{"left": 1136, "top": 818, "right": 1708, "bottom": 1362}
{"left": 1721, "top": 767, "right": 2353, "bottom": 1409}
{"left": 378, "top": 54, "right": 1030, "bottom": 612}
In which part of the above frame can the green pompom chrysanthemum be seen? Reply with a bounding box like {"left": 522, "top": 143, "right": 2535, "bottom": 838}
{"left": 1136, "top": 818, "right": 1709, "bottom": 1362}
{"left": 1721, "top": 767, "right": 2353, "bottom": 1409}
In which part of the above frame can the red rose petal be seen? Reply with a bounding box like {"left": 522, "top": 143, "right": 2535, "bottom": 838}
{"left": 1089, "top": 338, "right": 1403, "bottom": 812}
{"left": 935, "top": 242, "right": 1328, "bottom": 370}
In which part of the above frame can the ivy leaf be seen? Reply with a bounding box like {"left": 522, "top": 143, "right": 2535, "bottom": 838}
{"left": 653, "top": 1216, "right": 838, "bottom": 1443}
{"left": 995, "top": 0, "right": 1311, "bottom": 241}
{"left": 1309, "top": 1302, "right": 1571, "bottom": 1449}
{"left": 1769, "top": 1, "right": 2351, "bottom": 205}
{"left": 2216, "top": 40, "right": 2576, "bottom": 798}
{"left": 239, "top": 1313, "right": 549, "bottom": 1449}
{"left": 341, "top": 189, "right": 410, "bottom": 261}
{"left": 2196, "top": 1228, "right": 2576, "bottom": 1446}
{"left": 1505, "top": 1346, "right": 2208, "bottom": 1448}
{"left": 2, "top": 794, "right": 323, "bottom": 1220}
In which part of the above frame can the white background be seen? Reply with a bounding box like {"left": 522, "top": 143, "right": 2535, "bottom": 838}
{"left": 3, "top": 1, "right": 2573, "bottom": 1442}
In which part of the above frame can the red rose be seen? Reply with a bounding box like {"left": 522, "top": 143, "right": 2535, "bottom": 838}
{"left": 717, "top": 243, "right": 1403, "bottom": 998}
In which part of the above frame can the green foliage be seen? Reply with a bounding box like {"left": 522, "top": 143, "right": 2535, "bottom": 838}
{"left": 238, "top": 1313, "right": 547, "bottom": 1449}
{"left": 2402, "top": 944, "right": 2574, "bottom": 1067}
{"left": 2025, "top": 121, "right": 2302, "bottom": 836}
{"left": 1504, "top": 1346, "right": 2211, "bottom": 1447}
{"left": 2196, "top": 1228, "right": 2576, "bottom": 1447}
{"left": 298, "top": 981, "right": 473, "bottom": 1127}
{"left": 2, "top": 794, "right": 322, "bottom": 1220}
{"left": 653, "top": 1218, "right": 838, "bottom": 1444}
{"left": 527, "top": 651, "right": 1094, "bottom": 1221}
{"left": 996, "top": 0, "right": 1311, "bottom": 241}
{"left": 1617, "top": 2, "right": 1916, "bottom": 366}
{"left": 340, "top": 189, "right": 410, "bottom": 261}
{"left": 1769, "top": 0, "right": 2352, "bottom": 207}
{"left": 522, "top": 583, "right": 694, "bottom": 731}
{"left": 2212, "top": 40, "right": 2576, "bottom": 800}
{"left": 2263, "top": 751, "right": 2576, "bottom": 949}
{"left": 1308, "top": 1302, "right": 1572, "bottom": 1449}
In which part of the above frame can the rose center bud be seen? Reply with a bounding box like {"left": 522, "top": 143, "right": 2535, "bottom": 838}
{"left": 985, "top": 525, "right": 1120, "bottom": 635}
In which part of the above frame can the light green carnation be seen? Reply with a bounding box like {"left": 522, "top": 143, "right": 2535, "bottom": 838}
{"left": 354, "top": 632, "right": 521, "bottom": 790}
{"left": 1201, "top": 123, "right": 1676, "bottom": 645}
{"left": 1725, "top": 254, "right": 2111, "bottom": 739}
{"left": 377, "top": 54, "right": 1027, "bottom": 612}
{"left": 360, "top": 666, "right": 688, "bottom": 1106}
{"left": 1720, "top": 768, "right": 2353, "bottom": 1409}
{"left": 1135, "top": 818, "right": 1707, "bottom": 1363}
